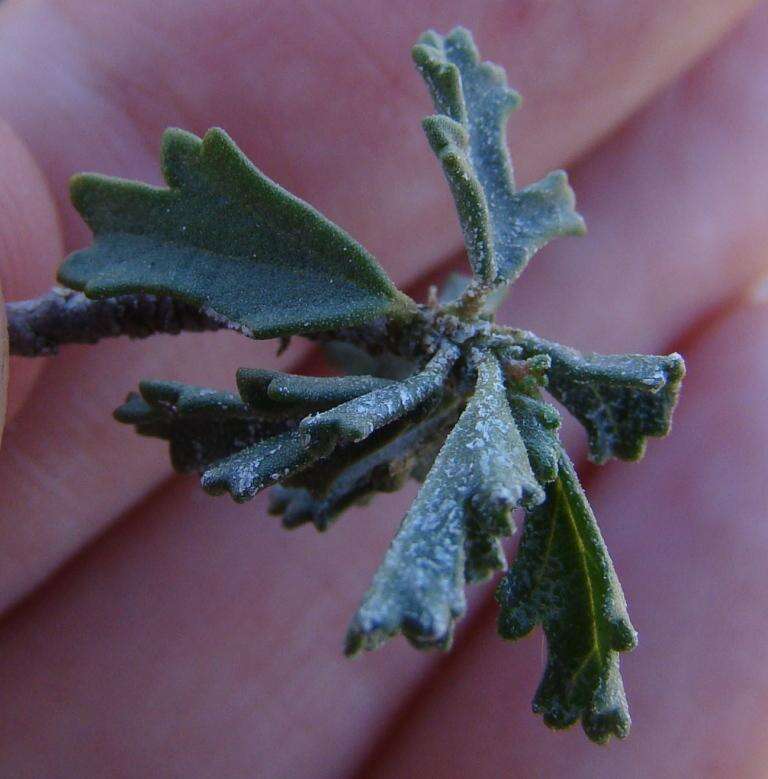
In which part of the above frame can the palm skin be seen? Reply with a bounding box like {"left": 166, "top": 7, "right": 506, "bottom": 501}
{"left": 0, "top": 2, "right": 767, "bottom": 776}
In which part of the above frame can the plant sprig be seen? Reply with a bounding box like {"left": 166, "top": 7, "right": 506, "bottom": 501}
{"left": 6, "top": 25, "right": 685, "bottom": 743}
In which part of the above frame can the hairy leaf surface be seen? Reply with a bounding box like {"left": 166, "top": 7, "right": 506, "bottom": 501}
{"left": 497, "top": 452, "right": 637, "bottom": 743}
{"left": 413, "top": 28, "right": 585, "bottom": 284}
{"left": 58, "top": 128, "right": 412, "bottom": 338}
{"left": 346, "top": 355, "right": 541, "bottom": 654}
{"left": 519, "top": 333, "right": 685, "bottom": 463}
{"left": 33, "top": 22, "right": 694, "bottom": 745}
{"left": 201, "top": 429, "right": 336, "bottom": 503}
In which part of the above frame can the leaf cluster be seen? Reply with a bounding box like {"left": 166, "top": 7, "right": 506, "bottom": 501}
{"left": 53, "top": 26, "right": 684, "bottom": 743}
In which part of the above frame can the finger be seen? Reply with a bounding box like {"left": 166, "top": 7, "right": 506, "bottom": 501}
{"left": 0, "top": 110, "right": 304, "bottom": 614}
{"left": 1, "top": 12, "right": 767, "bottom": 776}
{"left": 0, "top": 480, "right": 438, "bottom": 779}
{"left": 0, "top": 283, "right": 6, "bottom": 444}
{"left": 0, "top": 0, "right": 754, "bottom": 268}
{"left": 0, "top": 1, "right": 754, "bottom": 612}
{"left": 0, "top": 121, "right": 63, "bottom": 420}
{"left": 361, "top": 293, "right": 768, "bottom": 779}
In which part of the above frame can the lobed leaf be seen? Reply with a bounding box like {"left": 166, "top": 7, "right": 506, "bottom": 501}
{"left": 134, "top": 379, "right": 253, "bottom": 419}
{"left": 47, "top": 24, "right": 687, "bottom": 744}
{"left": 114, "top": 381, "right": 283, "bottom": 473}
{"left": 346, "top": 354, "right": 541, "bottom": 654}
{"left": 413, "top": 27, "right": 585, "bottom": 285}
{"left": 497, "top": 451, "right": 637, "bottom": 743}
{"left": 58, "top": 127, "right": 413, "bottom": 339}
{"left": 519, "top": 333, "right": 685, "bottom": 463}
{"left": 268, "top": 487, "right": 318, "bottom": 528}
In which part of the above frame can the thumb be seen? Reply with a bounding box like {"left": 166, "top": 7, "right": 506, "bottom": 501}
{"left": 0, "top": 282, "right": 6, "bottom": 446}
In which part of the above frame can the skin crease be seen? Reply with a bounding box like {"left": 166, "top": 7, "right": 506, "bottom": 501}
{"left": 0, "top": 1, "right": 766, "bottom": 777}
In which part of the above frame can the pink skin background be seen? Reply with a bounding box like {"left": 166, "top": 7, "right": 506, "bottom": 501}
{"left": 0, "top": 1, "right": 766, "bottom": 776}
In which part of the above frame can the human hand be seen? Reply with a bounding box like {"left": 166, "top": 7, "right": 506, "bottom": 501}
{"left": 0, "top": 2, "right": 766, "bottom": 776}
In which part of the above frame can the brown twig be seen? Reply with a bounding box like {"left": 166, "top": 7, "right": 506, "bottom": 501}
{"left": 6, "top": 288, "right": 226, "bottom": 357}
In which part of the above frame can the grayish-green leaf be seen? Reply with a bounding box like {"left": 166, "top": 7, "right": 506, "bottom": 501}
{"left": 300, "top": 341, "right": 459, "bottom": 443}
{"left": 270, "top": 404, "right": 458, "bottom": 531}
{"left": 497, "top": 451, "right": 637, "bottom": 743}
{"left": 267, "top": 372, "right": 395, "bottom": 406}
{"left": 409, "top": 413, "right": 453, "bottom": 483}
{"left": 519, "top": 333, "right": 685, "bottom": 463}
{"left": 58, "top": 127, "right": 413, "bottom": 339}
{"left": 201, "top": 429, "right": 336, "bottom": 503}
{"left": 346, "top": 355, "right": 542, "bottom": 654}
{"left": 114, "top": 381, "right": 283, "bottom": 474}
{"left": 413, "top": 27, "right": 585, "bottom": 284}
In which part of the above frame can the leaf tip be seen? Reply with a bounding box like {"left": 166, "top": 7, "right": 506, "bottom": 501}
{"left": 582, "top": 702, "right": 632, "bottom": 744}
{"left": 444, "top": 26, "right": 479, "bottom": 60}
{"left": 611, "top": 617, "right": 638, "bottom": 652}
{"left": 68, "top": 171, "right": 92, "bottom": 206}
{"left": 538, "top": 170, "right": 587, "bottom": 237}
{"left": 200, "top": 466, "right": 246, "bottom": 501}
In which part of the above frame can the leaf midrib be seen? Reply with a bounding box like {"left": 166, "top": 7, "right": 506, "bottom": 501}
{"left": 554, "top": 473, "right": 604, "bottom": 697}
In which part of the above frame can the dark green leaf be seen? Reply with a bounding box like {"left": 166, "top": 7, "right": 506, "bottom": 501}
{"left": 58, "top": 127, "right": 413, "bottom": 338}
{"left": 300, "top": 341, "right": 459, "bottom": 443}
{"left": 506, "top": 392, "right": 561, "bottom": 483}
{"left": 409, "top": 411, "right": 454, "bottom": 483}
{"left": 519, "top": 333, "right": 685, "bottom": 463}
{"left": 413, "top": 28, "right": 585, "bottom": 285}
{"left": 114, "top": 381, "right": 282, "bottom": 473}
{"left": 497, "top": 451, "right": 637, "bottom": 743}
{"left": 463, "top": 523, "right": 508, "bottom": 586}
{"left": 135, "top": 379, "right": 253, "bottom": 419}
{"left": 346, "top": 355, "right": 542, "bottom": 654}
{"left": 268, "top": 487, "right": 317, "bottom": 528}
{"left": 236, "top": 368, "right": 394, "bottom": 419}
